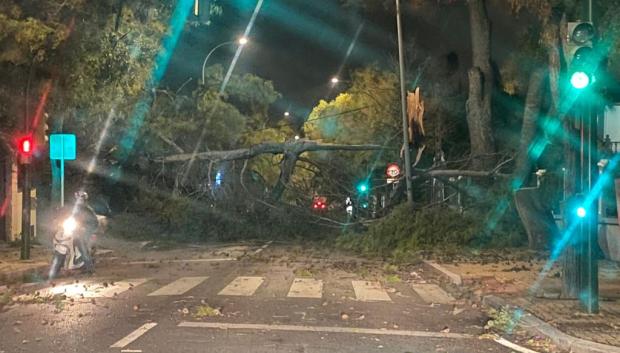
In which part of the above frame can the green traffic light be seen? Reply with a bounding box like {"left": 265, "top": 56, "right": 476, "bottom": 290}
{"left": 570, "top": 71, "right": 590, "bottom": 89}
{"left": 577, "top": 206, "right": 587, "bottom": 218}
{"left": 357, "top": 183, "right": 368, "bottom": 193}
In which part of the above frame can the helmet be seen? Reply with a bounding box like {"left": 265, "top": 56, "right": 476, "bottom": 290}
{"left": 74, "top": 190, "right": 89, "bottom": 202}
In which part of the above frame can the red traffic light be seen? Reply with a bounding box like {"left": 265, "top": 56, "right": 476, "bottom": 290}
{"left": 18, "top": 136, "right": 34, "bottom": 156}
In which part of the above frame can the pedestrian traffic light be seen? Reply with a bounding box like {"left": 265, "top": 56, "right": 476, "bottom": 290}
{"left": 16, "top": 135, "right": 34, "bottom": 164}
{"left": 566, "top": 22, "right": 597, "bottom": 90}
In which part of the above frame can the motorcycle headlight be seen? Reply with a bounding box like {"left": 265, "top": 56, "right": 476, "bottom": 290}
{"left": 62, "top": 217, "right": 78, "bottom": 234}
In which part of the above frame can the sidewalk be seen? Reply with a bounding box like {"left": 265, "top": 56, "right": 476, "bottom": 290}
{"left": 0, "top": 244, "right": 49, "bottom": 285}
{"left": 426, "top": 255, "right": 620, "bottom": 352}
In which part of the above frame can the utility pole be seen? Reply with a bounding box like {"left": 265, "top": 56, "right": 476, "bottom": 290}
{"left": 395, "top": 0, "right": 413, "bottom": 206}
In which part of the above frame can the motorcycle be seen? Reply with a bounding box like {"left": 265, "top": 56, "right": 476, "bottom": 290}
{"left": 48, "top": 208, "right": 104, "bottom": 280}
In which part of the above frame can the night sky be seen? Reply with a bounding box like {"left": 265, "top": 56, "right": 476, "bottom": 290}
{"left": 164, "top": 0, "right": 533, "bottom": 119}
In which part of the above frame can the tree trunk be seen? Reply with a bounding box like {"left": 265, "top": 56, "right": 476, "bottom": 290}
{"left": 270, "top": 152, "right": 298, "bottom": 201}
{"left": 466, "top": 0, "right": 495, "bottom": 170}
{"left": 514, "top": 68, "right": 546, "bottom": 187}
{"left": 514, "top": 187, "right": 559, "bottom": 249}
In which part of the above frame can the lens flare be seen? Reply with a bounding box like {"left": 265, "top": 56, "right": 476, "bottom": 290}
{"left": 62, "top": 217, "right": 77, "bottom": 234}
{"left": 576, "top": 206, "right": 587, "bottom": 218}
{"left": 570, "top": 71, "right": 590, "bottom": 89}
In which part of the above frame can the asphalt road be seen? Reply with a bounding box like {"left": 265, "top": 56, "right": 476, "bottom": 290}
{"left": 0, "top": 242, "right": 519, "bottom": 353}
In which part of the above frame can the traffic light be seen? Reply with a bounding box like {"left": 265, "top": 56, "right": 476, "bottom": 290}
{"left": 567, "top": 22, "right": 597, "bottom": 90}
{"left": 16, "top": 135, "right": 34, "bottom": 164}
{"left": 193, "top": 0, "right": 211, "bottom": 24}
{"left": 356, "top": 180, "right": 369, "bottom": 194}
{"left": 576, "top": 206, "right": 587, "bottom": 218}
{"left": 34, "top": 112, "right": 49, "bottom": 151}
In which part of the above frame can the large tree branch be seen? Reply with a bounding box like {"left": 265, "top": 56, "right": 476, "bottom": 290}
{"left": 154, "top": 131, "right": 185, "bottom": 153}
{"left": 154, "top": 140, "right": 384, "bottom": 163}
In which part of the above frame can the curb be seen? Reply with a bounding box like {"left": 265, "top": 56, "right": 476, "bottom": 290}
{"left": 482, "top": 295, "right": 620, "bottom": 353}
{"left": 422, "top": 260, "right": 463, "bottom": 285}
{"left": 0, "top": 263, "right": 48, "bottom": 285}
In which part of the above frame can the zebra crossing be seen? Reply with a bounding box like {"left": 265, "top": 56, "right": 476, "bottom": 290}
{"left": 39, "top": 275, "right": 453, "bottom": 304}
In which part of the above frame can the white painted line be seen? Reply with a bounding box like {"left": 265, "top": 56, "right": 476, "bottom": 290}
{"left": 121, "top": 258, "right": 236, "bottom": 265}
{"left": 218, "top": 276, "right": 264, "bottom": 296}
{"left": 110, "top": 322, "right": 158, "bottom": 348}
{"left": 351, "top": 281, "right": 392, "bottom": 302}
{"left": 423, "top": 260, "right": 463, "bottom": 285}
{"left": 178, "top": 322, "right": 473, "bottom": 339}
{"left": 121, "top": 350, "right": 143, "bottom": 353}
{"left": 287, "top": 278, "right": 323, "bottom": 298}
{"left": 411, "top": 283, "right": 455, "bottom": 304}
{"left": 494, "top": 337, "right": 540, "bottom": 353}
{"left": 46, "top": 278, "right": 149, "bottom": 298}
{"left": 253, "top": 241, "right": 273, "bottom": 255}
{"left": 148, "top": 276, "right": 208, "bottom": 296}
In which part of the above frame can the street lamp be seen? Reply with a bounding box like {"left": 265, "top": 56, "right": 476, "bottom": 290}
{"left": 201, "top": 36, "right": 249, "bottom": 84}
{"left": 284, "top": 111, "right": 290, "bottom": 117}
{"left": 330, "top": 77, "right": 340, "bottom": 84}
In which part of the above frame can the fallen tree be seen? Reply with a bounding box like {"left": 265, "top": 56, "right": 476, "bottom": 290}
{"left": 153, "top": 139, "right": 384, "bottom": 201}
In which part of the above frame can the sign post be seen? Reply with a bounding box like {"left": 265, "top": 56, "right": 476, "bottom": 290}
{"left": 49, "top": 134, "right": 76, "bottom": 207}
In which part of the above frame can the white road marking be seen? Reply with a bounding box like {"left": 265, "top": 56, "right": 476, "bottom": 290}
{"left": 110, "top": 322, "right": 158, "bottom": 348}
{"left": 46, "top": 278, "right": 149, "bottom": 298}
{"left": 253, "top": 241, "right": 273, "bottom": 255}
{"left": 120, "top": 350, "right": 143, "bottom": 353}
{"left": 351, "top": 280, "right": 392, "bottom": 302}
{"left": 177, "top": 322, "right": 473, "bottom": 339}
{"left": 287, "top": 278, "right": 323, "bottom": 298}
{"left": 411, "top": 283, "right": 455, "bottom": 304}
{"left": 148, "top": 276, "right": 208, "bottom": 296}
{"left": 218, "top": 276, "right": 264, "bottom": 296}
{"left": 121, "top": 258, "right": 236, "bottom": 265}
{"left": 494, "top": 337, "right": 541, "bottom": 353}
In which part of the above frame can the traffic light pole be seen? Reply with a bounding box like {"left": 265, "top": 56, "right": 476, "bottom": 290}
{"left": 579, "top": 94, "right": 599, "bottom": 313}
{"left": 20, "top": 162, "right": 31, "bottom": 260}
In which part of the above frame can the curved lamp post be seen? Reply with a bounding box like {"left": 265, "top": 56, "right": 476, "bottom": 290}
{"left": 201, "top": 36, "right": 248, "bottom": 85}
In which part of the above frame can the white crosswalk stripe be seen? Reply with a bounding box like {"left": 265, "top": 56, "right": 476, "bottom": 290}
{"left": 148, "top": 276, "right": 208, "bottom": 296}
{"left": 45, "top": 278, "right": 149, "bottom": 298}
{"left": 351, "top": 280, "right": 392, "bottom": 302}
{"left": 218, "top": 276, "right": 265, "bottom": 296}
{"left": 287, "top": 278, "right": 323, "bottom": 298}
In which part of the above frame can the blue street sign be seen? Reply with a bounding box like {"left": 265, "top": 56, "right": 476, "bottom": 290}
{"left": 49, "top": 134, "right": 76, "bottom": 160}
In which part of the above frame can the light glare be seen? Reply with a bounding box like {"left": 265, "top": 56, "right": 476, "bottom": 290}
{"left": 571, "top": 71, "right": 590, "bottom": 89}
{"left": 577, "top": 207, "right": 587, "bottom": 218}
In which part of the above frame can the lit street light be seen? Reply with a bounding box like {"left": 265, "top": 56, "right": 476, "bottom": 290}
{"left": 330, "top": 77, "right": 340, "bottom": 84}
{"left": 201, "top": 36, "right": 249, "bottom": 84}
{"left": 284, "top": 111, "right": 290, "bottom": 117}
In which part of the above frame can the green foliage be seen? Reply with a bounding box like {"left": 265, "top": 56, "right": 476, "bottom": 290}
{"left": 336, "top": 204, "right": 482, "bottom": 261}
{"left": 304, "top": 67, "right": 400, "bottom": 197}
{"left": 484, "top": 307, "right": 518, "bottom": 332}
{"left": 119, "top": 187, "right": 334, "bottom": 242}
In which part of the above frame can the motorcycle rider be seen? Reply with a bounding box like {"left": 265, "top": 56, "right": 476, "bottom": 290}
{"left": 70, "top": 190, "right": 99, "bottom": 272}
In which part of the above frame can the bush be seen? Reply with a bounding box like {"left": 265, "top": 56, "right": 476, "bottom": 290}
{"left": 336, "top": 204, "right": 481, "bottom": 261}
